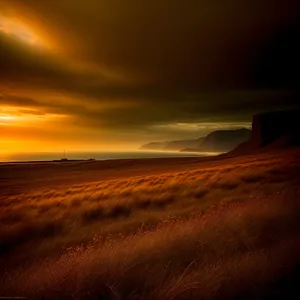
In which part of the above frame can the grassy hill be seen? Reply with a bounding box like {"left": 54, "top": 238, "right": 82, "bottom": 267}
{"left": 1, "top": 149, "right": 300, "bottom": 298}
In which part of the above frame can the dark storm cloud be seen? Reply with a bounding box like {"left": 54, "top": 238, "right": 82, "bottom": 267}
{"left": 253, "top": 24, "right": 300, "bottom": 88}
{"left": 75, "top": 90, "right": 300, "bottom": 129}
{"left": 0, "top": 32, "right": 119, "bottom": 93}
{"left": 5, "top": 0, "right": 299, "bottom": 87}
{"left": 0, "top": 0, "right": 300, "bottom": 136}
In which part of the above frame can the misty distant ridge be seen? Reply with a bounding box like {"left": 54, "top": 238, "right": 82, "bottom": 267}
{"left": 140, "top": 138, "right": 200, "bottom": 152}
{"left": 140, "top": 128, "right": 251, "bottom": 153}
{"left": 182, "top": 128, "right": 251, "bottom": 153}
{"left": 141, "top": 109, "right": 300, "bottom": 154}
{"left": 140, "top": 138, "right": 204, "bottom": 152}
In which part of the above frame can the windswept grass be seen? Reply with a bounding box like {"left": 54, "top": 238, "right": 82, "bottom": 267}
{"left": 1, "top": 151, "right": 300, "bottom": 298}
{"left": 2, "top": 191, "right": 300, "bottom": 299}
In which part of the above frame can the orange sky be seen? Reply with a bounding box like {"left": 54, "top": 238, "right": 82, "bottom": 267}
{"left": 0, "top": 0, "right": 299, "bottom": 154}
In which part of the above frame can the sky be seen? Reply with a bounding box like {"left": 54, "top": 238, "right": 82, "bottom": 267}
{"left": 0, "top": 0, "right": 299, "bottom": 152}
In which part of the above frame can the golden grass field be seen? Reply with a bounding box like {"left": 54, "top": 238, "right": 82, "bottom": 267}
{"left": 1, "top": 149, "right": 300, "bottom": 299}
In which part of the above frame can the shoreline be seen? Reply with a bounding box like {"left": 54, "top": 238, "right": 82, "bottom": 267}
{"left": 0, "top": 153, "right": 216, "bottom": 165}
{"left": 0, "top": 150, "right": 216, "bottom": 164}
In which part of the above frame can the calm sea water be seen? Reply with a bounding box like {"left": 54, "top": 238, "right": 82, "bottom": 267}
{"left": 0, "top": 151, "right": 218, "bottom": 163}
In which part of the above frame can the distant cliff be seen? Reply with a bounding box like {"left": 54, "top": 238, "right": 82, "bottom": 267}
{"left": 252, "top": 109, "right": 300, "bottom": 147}
{"left": 140, "top": 128, "right": 250, "bottom": 152}
{"left": 182, "top": 129, "right": 251, "bottom": 153}
{"left": 232, "top": 109, "right": 300, "bottom": 154}
{"left": 199, "top": 128, "right": 251, "bottom": 152}
{"left": 141, "top": 109, "right": 300, "bottom": 155}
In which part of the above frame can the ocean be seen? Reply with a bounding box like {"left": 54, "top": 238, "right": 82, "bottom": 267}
{"left": 0, "top": 150, "right": 218, "bottom": 163}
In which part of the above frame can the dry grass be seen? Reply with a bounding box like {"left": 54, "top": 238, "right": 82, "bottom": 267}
{"left": 1, "top": 151, "right": 300, "bottom": 298}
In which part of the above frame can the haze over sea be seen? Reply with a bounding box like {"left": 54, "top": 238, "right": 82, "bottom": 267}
{"left": 0, "top": 151, "right": 217, "bottom": 163}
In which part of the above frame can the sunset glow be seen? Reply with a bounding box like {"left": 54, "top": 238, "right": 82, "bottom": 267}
{"left": 0, "top": 114, "right": 15, "bottom": 122}
{"left": 0, "top": 0, "right": 299, "bottom": 154}
{"left": 0, "top": 15, "right": 46, "bottom": 47}
{"left": 0, "top": 106, "right": 67, "bottom": 126}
